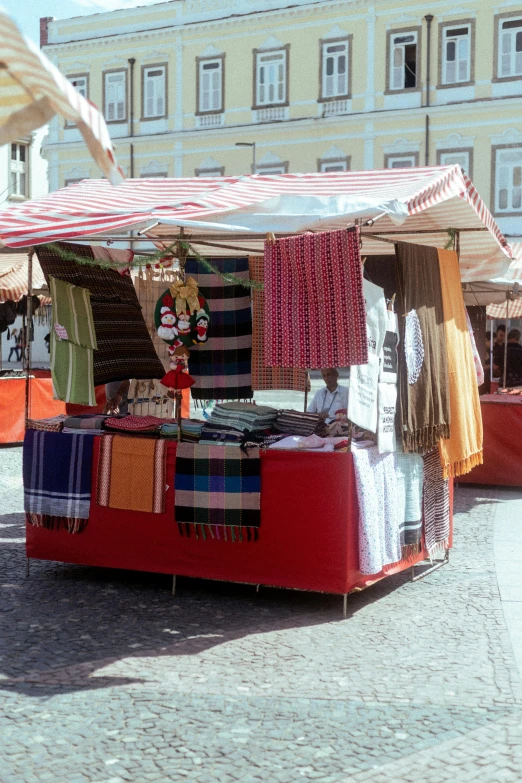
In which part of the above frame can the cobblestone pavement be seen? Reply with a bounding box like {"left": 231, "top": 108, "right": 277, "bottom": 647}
{"left": 1, "top": 446, "right": 522, "bottom": 782}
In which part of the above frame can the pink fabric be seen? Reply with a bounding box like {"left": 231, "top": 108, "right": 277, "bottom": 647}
{"left": 264, "top": 227, "right": 368, "bottom": 369}
{"left": 104, "top": 415, "right": 165, "bottom": 431}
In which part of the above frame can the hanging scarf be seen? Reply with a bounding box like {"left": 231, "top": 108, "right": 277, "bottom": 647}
{"left": 437, "top": 249, "right": 483, "bottom": 477}
{"left": 395, "top": 242, "right": 450, "bottom": 453}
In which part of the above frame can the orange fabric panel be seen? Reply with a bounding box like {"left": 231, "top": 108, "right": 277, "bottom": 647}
{"left": 0, "top": 375, "right": 65, "bottom": 444}
{"left": 108, "top": 436, "right": 157, "bottom": 513}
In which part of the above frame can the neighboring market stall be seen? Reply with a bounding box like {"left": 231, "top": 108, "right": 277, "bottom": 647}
{"left": 0, "top": 165, "right": 506, "bottom": 611}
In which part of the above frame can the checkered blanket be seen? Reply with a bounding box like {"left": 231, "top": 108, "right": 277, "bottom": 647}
{"left": 174, "top": 443, "right": 261, "bottom": 540}
{"left": 23, "top": 429, "right": 94, "bottom": 533}
{"left": 185, "top": 257, "right": 253, "bottom": 401}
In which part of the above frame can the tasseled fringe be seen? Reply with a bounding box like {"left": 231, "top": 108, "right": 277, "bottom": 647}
{"left": 177, "top": 522, "right": 259, "bottom": 542}
{"left": 26, "top": 513, "right": 88, "bottom": 534}
{"left": 441, "top": 450, "right": 483, "bottom": 479}
{"left": 427, "top": 540, "right": 449, "bottom": 561}
{"left": 403, "top": 423, "right": 451, "bottom": 454}
{"left": 401, "top": 542, "right": 423, "bottom": 560}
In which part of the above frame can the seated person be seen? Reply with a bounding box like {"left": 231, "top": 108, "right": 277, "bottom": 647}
{"left": 307, "top": 368, "right": 348, "bottom": 423}
{"left": 104, "top": 380, "right": 130, "bottom": 415}
{"left": 498, "top": 329, "right": 522, "bottom": 387}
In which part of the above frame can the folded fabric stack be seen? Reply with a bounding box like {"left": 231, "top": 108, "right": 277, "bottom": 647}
{"left": 200, "top": 421, "right": 245, "bottom": 446}
{"left": 160, "top": 419, "right": 204, "bottom": 442}
{"left": 27, "top": 415, "right": 68, "bottom": 432}
{"left": 209, "top": 402, "right": 279, "bottom": 433}
{"left": 104, "top": 415, "right": 165, "bottom": 435}
{"left": 274, "top": 409, "right": 323, "bottom": 436}
{"left": 62, "top": 413, "right": 109, "bottom": 436}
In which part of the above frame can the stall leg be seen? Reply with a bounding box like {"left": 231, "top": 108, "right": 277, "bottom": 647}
{"left": 410, "top": 549, "right": 450, "bottom": 582}
{"left": 256, "top": 584, "right": 261, "bottom": 594}
{"left": 343, "top": 593, "right": 348, "bottom": 619}
{"left": 172, "top": 575, "right": 176, "bottom": 597}
{"left": 25, "top": 558, "right": 30, "bottom": 578}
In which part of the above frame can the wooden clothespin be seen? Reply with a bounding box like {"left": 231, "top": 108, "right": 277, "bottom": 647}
{"left": 266, "top": 232, "right": 276, "bottom": 243}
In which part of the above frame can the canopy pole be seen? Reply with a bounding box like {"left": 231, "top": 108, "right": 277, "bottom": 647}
{"left": 24, "top": 248, "right": 33, "bottom": 429}
{"left": 503, "top": 295, "right": 509, "bottom": 389}
{"left": 490, "top": 318, "right": 494, "bottom": 388}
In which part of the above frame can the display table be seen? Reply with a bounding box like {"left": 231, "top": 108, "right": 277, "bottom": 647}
{"left": 26, "top": 439, "right": 451, "bottom": 596}
{"left": 459, "top": 394, "right": 522, "bottom": 487}
{"left": 0, "top": 371, "right": 65, "bottom": 444}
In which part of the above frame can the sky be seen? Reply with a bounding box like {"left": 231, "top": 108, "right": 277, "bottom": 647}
{"left": 1, "top": 0, "right": 165, "bottom": 44}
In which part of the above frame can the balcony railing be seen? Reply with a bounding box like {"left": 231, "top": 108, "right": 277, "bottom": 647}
{"left": 195, "top": 113, "right": 225, "bottom": 129}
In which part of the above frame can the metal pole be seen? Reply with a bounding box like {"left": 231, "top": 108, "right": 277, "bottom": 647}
{"left": 24, "top": 249, "right": 33, "bottom": 429}
{"left": 252, "top": 142, "right": 256, "bottom": 174}
{"left": 424, "top": 14, "right": 434, "bottom": 108}
{"left": 490, "top": 318, "right": 494, "bottom": 387}
{"left": 303, "top": 372, "right": 309, "bottom": 413}
{"left": 503, "top": 296, "right": 509, "bottom": 389}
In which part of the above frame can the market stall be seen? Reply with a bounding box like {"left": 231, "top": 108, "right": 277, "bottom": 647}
{"left": 0, "top": 166, "right": 504, "bottom": 605}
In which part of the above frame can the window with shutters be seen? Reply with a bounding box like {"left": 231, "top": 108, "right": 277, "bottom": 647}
{"left": 104, "top": 70, "right": 127, "bottom": 122}
{"left": 65, "top": 74, "right": 89, "bottom": 126}
{"left": 142, "top": 64, "right": 167, "bottom": 119}
{"left": 384, "top": 153, "right": 418, "bottom": 168}
{"left": 320, "top": 38, "right": 350, "bottom": 100}
{"left": 497, "top": 17, "right": 522, "bottom": 79}
{"left": 494, "top": 147, "right": 522, "bottom": 213}
{"left": 254, "top": 47, "right": 289, "bottom": 108}
{"left": 197, "top": 56, "right": 224, "bottom": 114}
{"left": 388, "top": 29, "right": 419, "bottom": 91}
{"left": 438, "top": 149, "right": 472, "bottom": 177}
{"left": 442, "top": 25, "right": 471, "bottom": 84}
{"left": 10, "top": 143, "right": 29, "bottom": 198}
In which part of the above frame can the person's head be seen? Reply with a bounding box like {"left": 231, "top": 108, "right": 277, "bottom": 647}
{"left": 508, "top": 328, "right": 521, "bottom": 343}
{"left": 321, "top": 367, "right": 339, "bottom": 392}
{"left": 496, "top": 324, "right": 506, "bottom": 343}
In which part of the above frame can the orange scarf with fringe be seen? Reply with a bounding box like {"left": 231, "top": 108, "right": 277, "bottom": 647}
{"left": 438, "top": 249, "right": 483, "bottom": 477}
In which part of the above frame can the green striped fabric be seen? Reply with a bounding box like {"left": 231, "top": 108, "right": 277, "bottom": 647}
{"left": 49, "top": 276, "right": 97, "bottom": 406}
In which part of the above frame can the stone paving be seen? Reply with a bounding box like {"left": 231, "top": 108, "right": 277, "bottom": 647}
{"left": 1, "top": 446, "right": 522, "bottom": 782}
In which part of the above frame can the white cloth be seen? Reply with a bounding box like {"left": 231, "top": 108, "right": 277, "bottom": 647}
{"left": 351, "top": 443, "right": 402, "bottom": 575}
{"left": 363, "top": 279, "right": 387, "bottom": 357}
{"left": 380, "top": 310, "right": 399, "bottom": 384}
{"left": 405, "top": 310, "right": 424, "bottom": 385}
{"left": 269, "top": 434, "right": 348, "bottom": 452}
{"left": 377, "top": 382, "right": 397, "bottom": 454}
{"left": 348, "top": 353, "right": 380, "bottom": 432}
{"left": 307, "top": 384, "right": 348, "bottom": 422}
{"left": 395, "top": 446, "right": 424, "bottom": 546}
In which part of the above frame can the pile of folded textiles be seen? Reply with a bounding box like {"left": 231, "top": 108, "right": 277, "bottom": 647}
{"left": 208, "top": 402, "right": 279, "bottom": 432}
{"left": 27, "top": 415, "right": 68, "bottom": 432}
{"left": 62, "top": 414, "right": 109, "bottom": 435}
{"left": 104, "top": 415, "right": 166, "bottom": 435}
{"left": 160, "top": 419, "right": 204, "bottom": 442}
{"left": 274, "top": 410, "right": 325, "bottom": 437}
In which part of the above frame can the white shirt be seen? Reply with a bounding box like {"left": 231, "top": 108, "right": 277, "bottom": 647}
{"left": 307, "top": 384, "right": 349, "bottom": 422}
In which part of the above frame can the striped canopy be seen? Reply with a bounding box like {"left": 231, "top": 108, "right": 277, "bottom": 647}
{"left": 0, "top": 11, "right": 123, "bottom": 185}
{"left": 0, "top": 165, "right": 513, "bottom": 283}
{"left": 0, "top": 252, "right": 46, "bottom": 302}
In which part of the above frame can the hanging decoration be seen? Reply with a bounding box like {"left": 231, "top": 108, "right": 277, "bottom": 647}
{"left": 154, "top": 279, "right": 210, "bottom": 350}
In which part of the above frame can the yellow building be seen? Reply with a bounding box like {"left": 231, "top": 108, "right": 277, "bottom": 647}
{"left": 41, "top": 0, "right": 522, "bottom": 238}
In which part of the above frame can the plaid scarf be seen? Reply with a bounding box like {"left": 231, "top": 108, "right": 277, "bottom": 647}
{"left": 175, "top": 443, "right": 261, "bottom": 540}
{"left": 395, "top": 242, "right": 451, "bottom": 453}
{"left": 249, "top": 256, "right": 308, "bottom": 391}
{"left": 36, "top": 243, "right": 164, "bottom": 386}
{"left": 23, "top": 429, "right": 94, "bottom": 533}
{"left": 185, "top": 257, "right": 253, "bottom": 401}
{"left": 264, "top": 227, "right": 368, "bottom": 369}
{"left": 63, "top": 414, "right": 108, "bottom": 430}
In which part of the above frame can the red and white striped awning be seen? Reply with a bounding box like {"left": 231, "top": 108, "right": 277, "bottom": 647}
{"left": 0, "top": 165, "right": 512, "bottom": 282}
{"left": 0, "top": 253, "right": 46, "bottom": 302}
{"left": 0, "top": 11, "right": 123, "bottom": 185}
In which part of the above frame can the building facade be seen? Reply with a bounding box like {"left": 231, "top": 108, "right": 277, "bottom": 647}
{"left": 41, "top": 0, "right": 522, "bottom": 237}
{"left": 0, "top": 126, "right": 48, "bottom": 211}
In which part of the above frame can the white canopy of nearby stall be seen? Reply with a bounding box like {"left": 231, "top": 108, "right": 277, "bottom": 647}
{"left": 0, "top": 165, "right": 514, "bottom": 283}
{"left": 0, "top": 10, "right": 123, "bottom": 185}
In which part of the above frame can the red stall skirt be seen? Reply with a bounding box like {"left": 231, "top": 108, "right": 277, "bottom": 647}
{"left": 26, "top": 439, "right": 450, "bottom": 595}
{"left": 0, "top": 372, "right": 65, "bottom": 445}
{"left": 459, "top": 395, "right": 522, "bottom": 487}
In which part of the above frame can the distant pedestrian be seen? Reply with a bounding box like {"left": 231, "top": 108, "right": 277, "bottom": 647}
{"left": 7, "top": 329, "right": 21, "bottom": 362}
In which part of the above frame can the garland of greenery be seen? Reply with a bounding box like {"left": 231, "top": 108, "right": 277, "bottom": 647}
{"left": 45, "top": 238, "right": 264, "bottom": 290}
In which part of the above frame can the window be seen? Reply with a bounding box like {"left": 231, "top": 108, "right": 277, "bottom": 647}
{"left": 140, "top": 172, "right": 167, "bottom": 178}
{"left": 142, "top": 65, "right": 166, "bottom": 119}
{"left": 385, "top": 153, "right": 418, "bottom": 168}
{"left": 494, "top": 147, "right": 522, "bottom": 213}
{"left": 64, "top": 179, "right": 84, "bottom": 186}
{"left": 319, "top": 157, "right": 350, "bottom": 172}
{"left": 10, "top": 143, "right": 28, "bottom": 198}
{"left": 442, "top": 25, "right": 471, "bottom": 84}
{"left": 195, "top": 167, "right": 224, "bottom": 177}
{"left": 389, "top": 30, "right": 419, "bottom": 91}
{"left": 498, "top": 17, "right": 522, "bottom": 78}
{"left": 197, "top": 56, "right": 224, "bottom": 114}
{"left": 254, "top": 47, "right": 288, "bottom": 107}
{"left": 255, "top": 163, "right": 288, "bottom": 175}
{"left": 320, "top": 38, "right": 350, "bottom": 100}
{"left": 104, "top": 70, "right": 127, "bottom": 122}
{"left": 69, "top": 74, "right": 88, "bottom": 99}
{"left": 438, "top": 149, "right": 472, "bottom": 177}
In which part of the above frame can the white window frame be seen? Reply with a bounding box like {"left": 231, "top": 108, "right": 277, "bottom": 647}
{"left": 438, "top": 149, "right": 471, "bottom": 176}
{"left": 142, "top": 64, "right": 167, "bottom": 120}
{"left": 442, "top": 25, "right": 471, "bottom": 85}
{"left": 69, "top": 74, "right": 88, "bottom": 99}
{"left": 195, "top": 167, "right": 224, "bottom": 177}
{"left": 498, "top": 17, "right": 522, "bottom": 78}
{"left": 104, "top": 69, "right": 127, "bottom": 123}
{"left": 254, "top": 164, "right": 288, "bottom": 175}
{"left": 254, "top": 47, "right": 288, "bottom": 108}
{"left": 320, "top": 38, "right": 350, "bottom": 100}
{"left": 197, "top": 56, "right": 224, "bottom": 114}
{"left": 389, "top": 30, "right": 419, "bottom": 91}
{"left": 385, "top": 154, "right": 417, "bottom": 169}
{"left": 10, "top": 142, "right": 29, "bottom": 199}
{"left": 494, "top": 146, "right": 522, "bottom": 214}
{"left": 319, "top": 157, "right": 350, "bottom": 173}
